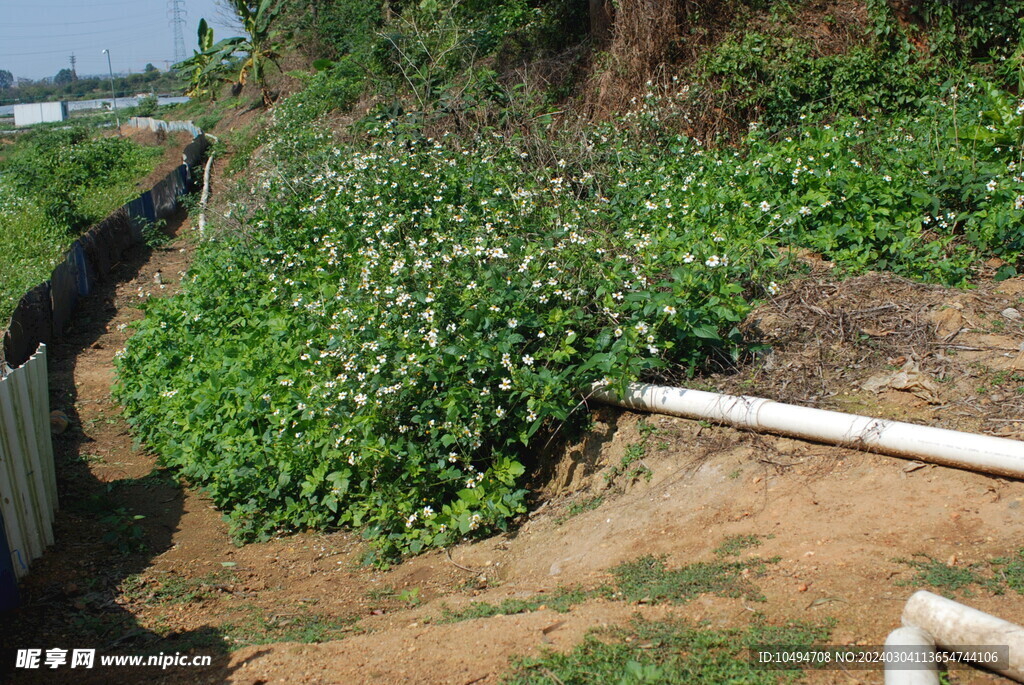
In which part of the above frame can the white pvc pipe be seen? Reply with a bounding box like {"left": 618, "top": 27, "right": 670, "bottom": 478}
{"left": 590, "top": 382, "right": 1024, "bottom": 479}
{"left": 197, "top": 155, "right": 214, "bottom": 235}
{"left": 884, "top": 626, "right": 940, "bottom": 685}
{"left": 902, "top": 590, "right": 1024, "bottom": 682}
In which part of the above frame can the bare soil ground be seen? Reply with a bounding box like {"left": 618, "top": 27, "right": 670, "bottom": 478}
{"left": 4, "top": 198, "right": 1024, "bottom": 685}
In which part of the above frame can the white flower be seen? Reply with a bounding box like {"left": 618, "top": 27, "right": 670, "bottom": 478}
{"left": 495, "top": 406, "right": 506, "bottom": 418}
{"left": 705, "top": 255, "right": 721, "bottom": 268}
{"left": 767, "top": 281, "right": 780, "bottom": 295}
{"left": 499, "top": 378, "right": 512, "bottom": 391}
{"left": 1015, "top": 195, "right": 1024, "bottom": 210}
{"left": 759, "top": 201, "right": 771, "bottom": 212}
{"left": 522, "top": 355, "right": 534, "bottom": 366}
{"left": 663, "top": 305, "right": 677, "bottom": 315}
{"left": 682, "top": 252, "right": 694, "bottom": 263}
{"left": 507, "top": 318, "right": 518, "bottom": 328}
{"left": 986, "top": 179, "right": 998, "bottom": 192}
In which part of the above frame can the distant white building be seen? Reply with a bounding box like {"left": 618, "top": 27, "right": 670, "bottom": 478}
{"left": 13, "top": 101, "right": 69, "bottom": 127}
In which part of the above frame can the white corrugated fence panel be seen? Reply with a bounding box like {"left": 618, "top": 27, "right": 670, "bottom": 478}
{"left": 0, "top": 345, "right": 57, "bottom": 578}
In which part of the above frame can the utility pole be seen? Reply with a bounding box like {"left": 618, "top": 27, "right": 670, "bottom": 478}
{"left": 102, "top": 49, "right": 121, "bottom": 135}
{"left": 69, "top": 53, "right": 77, "bottom": 81}
{"left": 169, "top": 0, "right": 188, "bottom": 64}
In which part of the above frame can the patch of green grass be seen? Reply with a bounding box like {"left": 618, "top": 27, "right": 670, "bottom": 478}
{"left": 0, "top": 127, "right": 164, "bottom": 321}
{"left": 439, "top": 586, "right": 591, "bottom": 623}
{"left": 991, "top": 550, "right": 1024, "bottom": 593}
{"left": 99, "top": 507, "right": 148, "bottom": 555}
{"left": 502, "top": 615, "right": 830, "bottom": 684}
{"left": 895, "top": 554, "right": 1003, "bottom": 596}
{"left": 224, "top": 121, "right": 262, "bottom": 176}
{"left": 224, "top": 606, "right": 361, "bottom": 647}
{"left": 121, "top": 570, "right": 234, "bottom": 605}
{"left": 364, "top": 585, "right": 422, "bottom": 606}
{"left": 554, "top": 494, "right": 605, "bottom": 524}
{"left": 398, "top": 587, "right": 422, "bottom": 607}
{"left": 637, "top": 419, "right": 659, "bottom": 438}
{"left": 442, "top": 552, "right": 781, "bottom": 625}
{"left": 608, "top": 555, "right": 778, "bottom": 604}
{"left": 715, "top": 534, "right": 767, "bottom": 558}
{"left": 605, "top": 443, "right": 652, "bottom": 485}
{"left": 365, "top": 585, "right": 397, "bottom": 601}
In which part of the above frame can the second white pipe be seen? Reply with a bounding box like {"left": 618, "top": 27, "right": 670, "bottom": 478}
{"left": 590, "top": 382, "right": 1024, "bottom": 479}
{"left": 902, "top": 590, "right": 1024, "bottom": 681}
{"left": 884, "top": 626, "right": 939, "bottom": 685}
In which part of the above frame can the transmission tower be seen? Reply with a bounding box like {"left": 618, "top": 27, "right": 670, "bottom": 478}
{"left": 69, "top": 53, "right": 77, "bottom": 81}
{"left": 169, "top": 0, "right": 188, "bottom": 64}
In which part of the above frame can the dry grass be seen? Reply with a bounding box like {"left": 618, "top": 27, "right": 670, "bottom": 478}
{"left": 579, "top": 0, "right": 871, "bottom": 138}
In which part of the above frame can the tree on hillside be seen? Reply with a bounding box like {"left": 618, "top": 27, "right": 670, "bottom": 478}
{"left": 145, "top": 63, "right": 159, "bottom": 73}
{"left": 0, "top": 70, "right": 12, "bottom": 90}
{"left": 54, "top": 68, "right": 74, "bottom": 85}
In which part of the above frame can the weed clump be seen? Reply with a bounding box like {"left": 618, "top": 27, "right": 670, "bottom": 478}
{"left": 503, "top": 615, "right": 829, "bottom": 684}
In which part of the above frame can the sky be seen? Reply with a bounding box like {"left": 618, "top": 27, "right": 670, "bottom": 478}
{"left": 0, "top": 0, "right": 242, "bottom": 81}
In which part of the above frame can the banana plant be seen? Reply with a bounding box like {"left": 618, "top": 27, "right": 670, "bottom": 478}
{"left": 174, "top": 19, "right": 218, "bottom": 100}
{"left": 175, "top": 1, "right": 284, "bottom": 105}
{"left": 207, "top": 0, "right": 284, "bottom": 106}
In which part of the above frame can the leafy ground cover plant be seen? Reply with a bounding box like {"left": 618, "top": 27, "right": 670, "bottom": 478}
{"left": 116, "top": 116, "right": 755, "bottom": 560}
{"left": 117, "top": 67, "right": 1024, "bottom": 561}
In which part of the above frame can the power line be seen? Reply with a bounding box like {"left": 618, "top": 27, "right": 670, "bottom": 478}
{"left": 0, "top": 23, "right": 169, "bottom": 41}
{"left": 2, "top": 13, "right": 155, "bottom": 28}
{"left": 13, "top": 1, "right": 147, "bottom": 8}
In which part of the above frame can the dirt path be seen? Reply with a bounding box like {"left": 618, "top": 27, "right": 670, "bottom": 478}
{"left": 4, "top": 205, "right": 1024, "bottom": 685}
